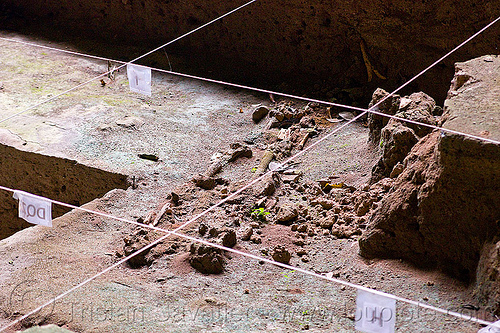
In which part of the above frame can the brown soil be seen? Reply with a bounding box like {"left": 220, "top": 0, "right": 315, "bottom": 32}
{"left": 0, "top": 32, "right": 493, "bottom": 333}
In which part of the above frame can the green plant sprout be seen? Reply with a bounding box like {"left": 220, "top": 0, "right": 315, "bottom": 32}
{"left": 250, "top": 207, "right": 270, "bottom": 221}
{"left": 282, "top": 269, "right": 296, "bottom": 279}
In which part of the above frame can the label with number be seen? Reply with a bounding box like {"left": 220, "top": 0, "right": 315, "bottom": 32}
{"left": 355, "top": 289, "right": 396, "bottom": 333}
{"left": 13, "top": 191, "right": 52, "bottom": 227}
{"left": 479, "top": 320, "right": 500, "bottom": 333}
{"left": 127, "top": 64, "right": 152, "bottom": 96}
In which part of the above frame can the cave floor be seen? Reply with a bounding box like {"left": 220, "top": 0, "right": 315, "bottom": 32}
{"left": 0, "top": 32, "right": 486, "bottom": 332}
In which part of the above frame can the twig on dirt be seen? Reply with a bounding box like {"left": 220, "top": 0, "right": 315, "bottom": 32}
{"left": 204, "top": 143, "right": 252, "bottom": 178}
{"left": 112, "top": 281, "right": 133, "bottom": 288}
{"left": 360, "top": 40, "right": 386, "bottom": 82}
{"left": 152, "top": 202, "right": 172, "bottom": 226}
{"left": 163, "top": 48, "right": 173, "bottom": 72}
{"left": 107, "top": 60, "right": 117, "bottom": 80}
{"left": 42, "top": 121, "right": 66, "bottom": 130}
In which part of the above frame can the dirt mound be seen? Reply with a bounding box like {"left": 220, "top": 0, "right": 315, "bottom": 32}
{"left": 359, "top": 56, "right": 500, "bottom": 289}
{"left": 120, "top": 102, "right": 376, "bottom": 275}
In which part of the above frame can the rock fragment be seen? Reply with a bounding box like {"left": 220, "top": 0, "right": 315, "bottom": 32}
{"left": 199, "top": 223, "right": 208, "bottom": 236}
{"left": 189, "top": 243, "right": 224, "bottom": 274}
{"left": 254, "top": 174, "right": 276, "bottom": 197}
{"left": 277, "top": 204, "right": 298, "bottom": 225}
{"left": 299, "top": 115, "right": 315, "bottom": 128}
{"left": 220, "top": 229, "right": 237, "bottom": 248}
{"left": 240, "top": 227, "right": 253, "bottom": 241}
{"left": 123, "top": 229, "right": 153, "bottom": 268}
{"left": 272, "top": 245, "right": 291, "bottom": 264}
{"left": 319, "top": 216, "right": 336, "bottom": 229}
{"left": 192, "top": 174, "right": 217, "bottom": 190}
{"left": 252, "top": 105, "right": 270, "bottom": 123}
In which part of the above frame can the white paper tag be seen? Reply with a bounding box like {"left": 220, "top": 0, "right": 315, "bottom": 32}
{"left": 479, "top": 321, "right": 500, "bottom": 333}
{"left": 127, "top": 64, "right": 152, "bottom": 96}
{"left": 13, "top": 191, "right": 52, "bottom": 227}
{"left": 355, "top": 290, "right": 396, "bottom": 333}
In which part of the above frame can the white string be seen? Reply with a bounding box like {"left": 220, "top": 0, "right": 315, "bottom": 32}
{"left": 381, "top": 16, "right": 500, "bottom": 101}
{"left": 0, "top": 37, "right": 122, "bottom": 63}
{"left": 147, "top": 70, "right": 500, "bottom": 145}
{"left": 0, "top": 0, "right": 257, "bottom": 125}
{"left": 0, "top": 184, "right": 497, "bottom": 330}
{"left": 1, "top": 29, "right": 499, "bottom": 145}
{"left": 0, "top": 12, "right": 498, "bottom": 333}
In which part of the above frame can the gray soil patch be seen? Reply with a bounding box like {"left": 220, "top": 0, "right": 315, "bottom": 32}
{"left": 0, "top": 32, "right": 491, "bottom": 333}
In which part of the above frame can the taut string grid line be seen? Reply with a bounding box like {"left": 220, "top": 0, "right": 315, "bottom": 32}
{"left": 1, "top": 22, "right": 499, "bottom": 145}
{"left": 0, "top": 0, "right": 257, "bottom": 125}
{"left": 0, "top": 11, "right": 498, "bottom": 333}
{"left": 0, "top": 184, "right": 497, "bottom": 331}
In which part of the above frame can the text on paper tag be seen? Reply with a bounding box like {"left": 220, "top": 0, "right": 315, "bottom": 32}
{"left": 355, "top": 289, "right": 396, "bottom": 333}
{"left": 13, "top": 191, "right": 53, "bottom": 227}
{"left": 127, "top": 64, "right": 152, "bottom": 96}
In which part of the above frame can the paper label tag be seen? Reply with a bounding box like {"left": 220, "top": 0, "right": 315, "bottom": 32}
{"left": 479, "top": 321, "right": 500, "bottom": 333}
{"left": 355, "top": 290, "right": 396, "bottom": 333}
{"left": 127, "top": 64, "right": 152, "bottom": 96}
{"left": 13, "top": 191, "right": 52, "bottom": 227}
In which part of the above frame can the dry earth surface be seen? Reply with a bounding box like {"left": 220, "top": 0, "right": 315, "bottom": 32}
{"left": 0, "top": 32, "right": 493, "bottom": 333}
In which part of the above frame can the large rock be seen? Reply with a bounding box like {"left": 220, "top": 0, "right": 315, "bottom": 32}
{"left": 360, "top": 56, "right": 500, "bottom": 287}
{"left": 395, "top": 92, "right": 439, "bottom": 138}
{"left": 276, "top": 204, "right": 298, "bottom": 225}
{"left": 368, "top": 90, "right": 438, "bottom": 183}
{"left": 370, "top": 119, "right": 419, "bottom": 183}
{"left": 367, "top": 88, "right": 401, "bottom": 144}
{"left": 475, "top": 240, "right": 500, "bottom": 316}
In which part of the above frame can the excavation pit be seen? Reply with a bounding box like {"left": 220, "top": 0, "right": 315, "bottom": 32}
{"left": 0, "top": 143, "right": 129, "bottom": 240}
{"left": 0, "top": 13, "right": 498, "bottom": 330}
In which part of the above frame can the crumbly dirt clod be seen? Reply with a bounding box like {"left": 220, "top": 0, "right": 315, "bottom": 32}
{"left": 189, "top": 243, "right": 225, "bottom": 274}
{"left": 271, "top": 245, "right": 291, "bottom": 264}
{"left": 0, "top": 33, "right": 495, "bottom": 331}
{"left": 360, "top": 56, "right": 500, "bottom": 290}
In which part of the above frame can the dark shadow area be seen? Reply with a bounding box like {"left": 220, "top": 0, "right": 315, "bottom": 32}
{"left": 1, "top": 1, "right": 498, "bottom": 109}
{"left": 0, "top": 144, "right": 129, "bottom": 239}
